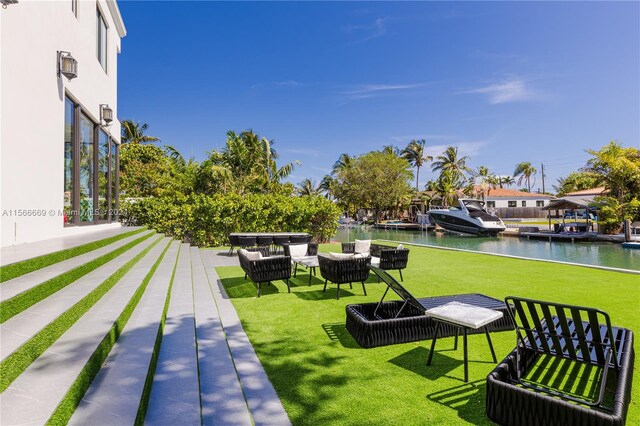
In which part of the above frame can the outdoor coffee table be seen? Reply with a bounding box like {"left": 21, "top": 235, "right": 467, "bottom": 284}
{"left": 292, "top": 256, "right": 319, "bottom": 286}
{"left": 425, "top": 301, "right": 503, "bottom": 382}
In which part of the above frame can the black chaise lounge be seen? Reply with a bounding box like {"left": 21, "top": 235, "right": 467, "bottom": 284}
{"left": 342, "top": 242, "right": 410, "bottom": 280}
{"left": 345, "top": 266, "right": 514, "bottom": 348}
{"left": 486, "top": 296, "right": 634, "bottom": 426}
{"left": 237, "top": 249, "right": 291, "bottom": 297}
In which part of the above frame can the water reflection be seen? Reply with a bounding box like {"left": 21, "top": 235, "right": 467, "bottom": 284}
{"left": 334, "top": 227, "right": 639, "bottom": 271}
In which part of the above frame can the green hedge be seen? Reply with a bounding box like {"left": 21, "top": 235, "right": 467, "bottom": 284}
{"left": 121, "top": 194, "right": 340, "bottom": 246}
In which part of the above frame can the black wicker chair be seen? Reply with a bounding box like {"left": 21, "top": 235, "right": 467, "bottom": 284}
{"left": 318, "top": 254, "right": 371, "bottom": 299}
{"left": 343, "top": 243, "right": 410, "bottom": 281}
{"left": 228, "top": 234, "right": 240, "bottom": 256}
{"left": 346, "top": 267, "right": 514, "bottom": 348}
{"left": 486, "top": 296, "right": 634, "bottom": 426}
{"left": 238, "top": 235, "right": 257, "bottom": 249}
{"left": 272, "top": 235, "right": 291, "bottom": 255}
{"left": 289, "top": 234, "right": 310, "bottom": 244}
{"left": 282, "top": 242, "right": 318, "bottom": 257}
{"left": 256, "top": 235, "right": 273, "bottom": 248}
{"left": 237, "top": 249, "right": 291, "bottom": 297}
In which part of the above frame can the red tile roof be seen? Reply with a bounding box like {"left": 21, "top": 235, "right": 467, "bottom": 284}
{"left": 564, "top": 187, "right": 606, "bottom": 196}
{"left": 475, "top": 186, "right": 553, "bottom": 198}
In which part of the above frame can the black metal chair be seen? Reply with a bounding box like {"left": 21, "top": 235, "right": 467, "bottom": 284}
{"left": 228, "top": 234, "right": 240, "bottom": 256}
{"left": 486, "top": 296, "right": 634, "bottom": 426}
{"left": 318, "top": 254, "right": 371, "bottom": 299}
{"left": 237, "top": 249, "right": 291, "bottom": 297}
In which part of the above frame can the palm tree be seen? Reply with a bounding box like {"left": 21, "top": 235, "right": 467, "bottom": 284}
{"left": 121, "top": 120, "right": 160, "bottom": 144}
{"left": 296, "top": 178, "right": 321, "bottom": 196}
{"left": 473, "top": 165, "right": 494, "bottom": 200}
{"left": 431, "top": 146, "right": 472, "bottom": 179}
{"left": 501, "top": 175, "right": 515, "bottom": 188}
{"left": 513, "top": 162, "right": 537, "bottom": 192}
{"left": 401, "top": 139, "right": 433, "bottom": 191}
{"left": 381, "top": 145, "right": 401, "bottom": 156}
{"left": 332, "top": 153, "right": 353, "bottom": 175}
{"left": 319, "top": 175, "right": 337, "bottom": 200}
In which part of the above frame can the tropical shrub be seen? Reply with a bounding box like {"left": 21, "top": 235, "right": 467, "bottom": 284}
{"left": 121, "top": 194, "right": 340, "bottom": 246}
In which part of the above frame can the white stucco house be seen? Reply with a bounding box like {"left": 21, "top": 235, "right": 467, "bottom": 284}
{"left": 1, "top": 0, "right": 126, "bottom": 247}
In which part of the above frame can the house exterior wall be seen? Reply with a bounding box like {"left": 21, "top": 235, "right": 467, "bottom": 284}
{"left": 1, "top": 0, "right": 125, "bottom": 247}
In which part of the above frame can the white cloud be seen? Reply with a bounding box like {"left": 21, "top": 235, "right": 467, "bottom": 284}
{"left": 344, "top": 18, "right": 387, "bottom": 45}
{"left": 463, "top": 77, "right": 540, "bottom": 104}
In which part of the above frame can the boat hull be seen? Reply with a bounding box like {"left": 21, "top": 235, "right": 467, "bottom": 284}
{"left": 430, "top": 212, "right": 504, "bottom": 236}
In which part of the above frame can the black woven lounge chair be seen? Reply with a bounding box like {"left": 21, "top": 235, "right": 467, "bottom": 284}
{"left": 345, "top": 266, "right": 514, "bottom": 348}
{"left": 318, "top": 254, "right": 371, "bottom": 299}
{"left": 486, "top": 296, "right": 634, "bottom": 426}
{"left": 342, "top": 242, "right": 410, "bottom": 280}
{"left": 237, "top": 249, "right": 291, "bottom": 297}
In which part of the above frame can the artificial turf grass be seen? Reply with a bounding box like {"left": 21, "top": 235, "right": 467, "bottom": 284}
{"left": 0, "top": 231, "right": 155, "bottom": 323}
{"left": 216, "top": 242, "right": 639, "bottom": 426}
{"left": 135, "top": 243, "right": 181, "bottom": 426}
{"left": 0, "top": 227, "right": 146, "bottom": 283}
{"left": 47, "top": 238, "right": 173, "bottom": 425}
{"left": 0, "top": 236, "right": 163, "bottom": 392}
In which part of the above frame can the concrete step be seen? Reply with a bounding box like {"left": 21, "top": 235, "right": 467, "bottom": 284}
{"left": 145, "top": 244, "right": 202, "bottom": 425}
{"left": 0, "top": 229, "right": 155, "bottom": 302}
{"left": 191, "top": 247, "right": 252, "bottom": 426}
{"left": 68, "top": 240, "right": 180, "bottom": 425}
{"left": 0, "top": 237, "right": 172, "bottom": 425}
{"left": 0, "top": 226, "right": 145, "bottom": 265}
{"left": 200, "top": 249, "right": 291, "bottom": 426}
{"left": 0, "top": 234, "right": 160, "bottom": 362}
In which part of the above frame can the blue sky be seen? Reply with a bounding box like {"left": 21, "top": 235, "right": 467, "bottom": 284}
{"left": 117, "top": 1, "right": 639, "bottom": 193}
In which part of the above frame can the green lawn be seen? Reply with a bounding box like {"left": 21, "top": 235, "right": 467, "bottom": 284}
{"left": 216, "top": 243, "right": 639, "bottom": 425}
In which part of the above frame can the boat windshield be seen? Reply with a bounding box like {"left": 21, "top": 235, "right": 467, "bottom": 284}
{"left": 463, "top": 200, "right": 485, "bottom": 210}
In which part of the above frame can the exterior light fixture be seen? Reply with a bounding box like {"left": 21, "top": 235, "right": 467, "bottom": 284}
{"left": 57, "top": 51, "right": 78, "bottom": 80}
{"left": 2, "top": 0, "right": 19, "bottom": 9}
{"left": 100, "top": 104, "right": 113, "bottom": 124}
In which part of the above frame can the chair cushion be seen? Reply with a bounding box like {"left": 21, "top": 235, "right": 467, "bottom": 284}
{"left": 371, "top": 256, "right": 380, "bottom": 267}
{"left": 288, "top": 243, "right": 308, "bottom": 259}
{"left": 244, "top": 250, "right": 262, "bottom": 261}
{"left": 329, "top": 252, "right": 354, "bottom": 260}
{"left": 397, "top": 244, "right": 404, "bottom": 250}
{"left": 355, "top": 239, "right": 371, "bottom": 254}
{"left": 353, "top": 253, "right": 369, "bottom": 259}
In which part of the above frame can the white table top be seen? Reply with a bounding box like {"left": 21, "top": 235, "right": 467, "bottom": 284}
{"left": 425, "top": 301, "right": 503, "bottom": 329}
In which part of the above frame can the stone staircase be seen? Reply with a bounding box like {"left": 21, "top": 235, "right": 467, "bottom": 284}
{"left": 0, "top": 228, "right": 289, "bottom": 425}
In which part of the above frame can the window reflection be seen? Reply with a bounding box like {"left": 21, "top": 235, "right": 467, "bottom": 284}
{"left": 80, "top": 114, "right": 94, "bottom": 222}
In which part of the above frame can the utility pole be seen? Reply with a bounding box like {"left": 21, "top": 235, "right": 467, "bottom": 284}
{"left": 541, "top": 163, "right": 546, "bottom": 194}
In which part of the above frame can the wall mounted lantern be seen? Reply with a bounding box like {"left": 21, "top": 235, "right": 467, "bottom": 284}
{"left": 100, "top": 104, "right": 114, "bottom": 124}
{"left": 57, "top": 51, "right": 78, "bottom": 80}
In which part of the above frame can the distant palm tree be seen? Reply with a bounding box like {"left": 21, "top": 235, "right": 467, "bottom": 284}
{"left": 501, "top": 175, "right": 516, "bottom": 188}
{"left": 381, "top": 145, "right": 401, "bottom": 156}
{"left": 332, "top": 153, "right": 353, "bottom": 175}
{"left": 121, "top": 120, "right": 160, "bottom": 144}
{"left": 473, "top": 165, "right": 494, "bottom": 200}
{"left": 431, "top": 146, "right": 472, "bottom": 178}
{"left": 319, "top": 175, "right": 337, "bottom": 200}
{"left": 513, "top": 162, "right": 537, "bottom": 192}
{"left": 401, "top": 139, "right": 433, "bottom": 191}
{"left": 296, "top": 178, "right": 321, "bottom": 196}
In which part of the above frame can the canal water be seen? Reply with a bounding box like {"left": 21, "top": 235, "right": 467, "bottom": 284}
{"left": 333, "top": 227, "right": 640, "bottom": 272}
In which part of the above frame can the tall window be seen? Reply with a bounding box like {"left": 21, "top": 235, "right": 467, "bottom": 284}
{"left": 97, "top": 9, "right": 107, "bottom": 71}
{"left": 65, "top": 98, "right": 119, "bottom": 225}
{"left": 64, "top": 98, "right": 75, "bottom": 226}
{"left": 97, "top": 130, "right": 110, "bottom": 221}
{"left": 79, "top": 114, "right": 94, "bottom": 222}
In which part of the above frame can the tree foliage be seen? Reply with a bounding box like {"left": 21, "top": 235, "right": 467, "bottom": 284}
{"left": 513, "top": 162, "right": 537, "bottom": 192}
{"left": 334, "top": 151, "right": 413, "bottom": 222}
{"left": 402, "top": 139, "right": 432, "bottom": 191}
{"left": 553, "top": 171, "right": 600, "bottom": 196}
{"left": 120, "top": 120, "right": 160, "bottom": 144}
